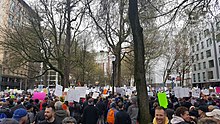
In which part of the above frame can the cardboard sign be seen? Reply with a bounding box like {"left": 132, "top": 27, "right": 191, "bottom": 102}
{"left": 92, "top": 92, "right": 99, "bottom": 99}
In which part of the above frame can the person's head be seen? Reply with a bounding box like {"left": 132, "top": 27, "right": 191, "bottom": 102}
{"left": 54, "top": 101, "right": 63, "bottom": 110}
{"left": 208, "top": 105, "right": 215, "bottom": 112}
{"left": 118, "top": 102, "right": 124, "bottom": 110}
{"left": 88, "top": 98, "right": 94, "bottom": 105}
{"left": 198, "top": 105, "right": 209, "bottom": 116}
{"left": 12, "top": 108, "right": 28, "bottom": 123}
{"left": 198, "top": 117, "right": 219, "bottom": 124}
{"left": 175, "top": 106, "right": 191, "bottom": 122}
{"left": 155, "top": 106, "right": 166, "bottom": 124}
{"left": 44, "top": 105, "right": 55, "bottom": 121}
{"left": 62, "top": 117, "right": 77, "bottom": 124}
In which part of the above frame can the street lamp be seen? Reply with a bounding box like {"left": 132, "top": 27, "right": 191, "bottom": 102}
{"left": 111, "top": 55, "right": 116, "bottom": 95}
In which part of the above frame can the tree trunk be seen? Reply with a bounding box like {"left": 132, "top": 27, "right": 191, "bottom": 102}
{"left": 129, "top": 0, "right": 150, "bottom": 123}
{"left": 63, "top": 0, "right": 71, "bottom": 88}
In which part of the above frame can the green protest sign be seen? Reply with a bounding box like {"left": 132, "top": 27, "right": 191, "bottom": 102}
{"left": 157, "top": 92, "right": 168, "bottom": 108}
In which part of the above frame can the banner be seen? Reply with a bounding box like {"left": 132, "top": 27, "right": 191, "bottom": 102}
{"left": 75, "top": 87, "right": 87, "bottom": 98}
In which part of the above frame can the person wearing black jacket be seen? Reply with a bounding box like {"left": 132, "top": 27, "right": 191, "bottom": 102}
{"left": 82, "top": 98, "right": 99, "bottom": 124}
{"left": 115, "top": 102, "right": 131, "bottom": 124}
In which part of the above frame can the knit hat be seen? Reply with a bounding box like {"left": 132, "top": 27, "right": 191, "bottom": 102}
{"left": 12, "top": 108, "right": 27, "bottom": 121}
{"left": 198, "top": 105, "right": 209, "bottom": 112}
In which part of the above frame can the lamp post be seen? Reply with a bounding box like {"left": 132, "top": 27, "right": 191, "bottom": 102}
{"left": 111, "top": 55, "right": 116, "bottom": 95}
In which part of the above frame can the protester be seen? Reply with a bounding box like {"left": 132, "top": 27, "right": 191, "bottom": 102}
{"left": 106, "top": 102, "right": 118, "bottom": 124}
{"left": 62, "top": 117, "right": 77, "bottom": 124}
{"left": 38, "top": 105, "right": 59, "bottom": 124}
{"left": 114, "top": 102, "right": 131, "bottom": 124}
{"left": 82, "top": 98, "right": 99, "bottom": 124}
{"left": 205, "top": 109, "right": 220, "bottom": 121}
{"left": 170, "top": 106, "right": 195, "bottom": 124}
{"left": 197, "top": 117, "right": 219, "bottom": 124}
{"left": 54, "top": 101, "right": 69, "bottom": 124}
{"left": 12, "top": 108, "right": 28, "bottom": 124}
{"left": 127, "top": 96, "right": 138, "bottom": 124}
{"left": 153, "top": 106, "right": 169, "bottom": 124}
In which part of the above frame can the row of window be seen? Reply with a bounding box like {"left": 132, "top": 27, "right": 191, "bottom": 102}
{"left": 193, "top": 71, "right": 214, "bottom": 82}
{"left": 192, "top": 49, "right": 211, "bottom": 62}
{"left": 190, "top": 21, "right": 220, "bottom": 45}
{"left": 193, "top": 60, "right": 214, "bottom": 71}
{"left": 192, "top": 38, "right": 212, "bottom": 52}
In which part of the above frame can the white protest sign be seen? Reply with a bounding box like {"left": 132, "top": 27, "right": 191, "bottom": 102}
{"left": 54, "top": 84, "right": 63, "bottom": 97}
{"left": 174, "top": 87, "right": 181, "bottom": 98}
{"left": 116, "top": 88, "right": 126, "bottom": 96}
{"left": 192, "top": 88, "right": 200, "bottom": 98}
{"left": 92, "top": 92, "right": 99, "bottom": 99}
{"left": 64, "top": 88, "right": 69, "bottom": 92}
{"left": 148, "top": 92, "right": 154, "bottom": 96}
{"left": 201, "top": 89, "right": 209, "bottom": 95}
{"left": 66, "top": 89, "right": 80, "bottom": 102}
{"left": 126, "top": 89, "right": 132, "bottom": 96}
{"left": 75, "top": 87, "right": 87, "bottom": 98}
{"left": 180, "top": 88, "right": 190, "bottom": 98}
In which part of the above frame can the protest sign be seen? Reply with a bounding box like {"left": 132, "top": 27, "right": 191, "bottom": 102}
{"left": 33, "top": 92, "right": 46, "bottom": 100}
{"left": 157, "top": 92, "right": 168, "bottom": 108}
{"left": 201, "top": 89, "right": 209, "bottom": 95}
{"left": 75, "top": 87, "right": 87, "bottom": 98}
{"left": 92, "top": 92, "right": 99, "bottom": 99}
{"left": 216, "top": 87, "right": 220, "bottom": 94}
{"left": 54, "top": 85, "right": 63, "bottom": 97}
{"left": 192, "top": 88, "right": 200, "bottom": 98}
{"left": 66, "top": 89, "right": 81, "bottom": 102}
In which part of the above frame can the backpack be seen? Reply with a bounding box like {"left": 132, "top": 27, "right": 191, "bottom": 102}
{"left": 107, "top": 108, "right": 116, "bottom": 124}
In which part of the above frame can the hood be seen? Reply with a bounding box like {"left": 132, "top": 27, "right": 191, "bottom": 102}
{"left": 170, "top": 116, "right": 185, "bottom": 124}
{"left": 55, "top": 110, "right": 67, "bottom": 117}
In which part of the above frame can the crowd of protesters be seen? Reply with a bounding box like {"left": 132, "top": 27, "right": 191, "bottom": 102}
{"left": 0, "top": 88, "right": 219, "bottom": 124}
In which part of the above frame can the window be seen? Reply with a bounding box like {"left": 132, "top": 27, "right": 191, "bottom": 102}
{"left": 197, "top": 73, "right": 200, "bottom": 82}
{"left": 216, "top": 33, "right": 220, "bottom": 43}
{"left": 198, "top": 63, "right": 201, "bottom": 70}
{"left": 206, "top": 49, "right": 211, "bottom": 58}
{"left": 193, "top": 64, "right": 196, "bottom": 71}
{"left": 203, "top": 62, "right": 206, "bottom": 69}
{"left": 196, "top": 44, "right": 199, "bottom": 51}
{"left": 9, "top": 0, "right": 16, "bottom": 13}
{"left": 219, "top": 45, "right": 220, "bottom": 54}
{"left": 202, "top": 72, "right": 206, "bottom": 81}
{"left": 204, "top": 29, "right": 210, "bottom": 37}
{"left": 201, "top": 42, "right": 204, "bottom": 49}
{"left": 190, "top": 37, "right": 193, "bottom": 45}
{"left": 201, "top": 52, "right": 204, "bottom": 59}
{"left": 192, "top": 46, "right": 195, "bottom": 53}
{"left": 193, "top": 74, "right": 196, "bottom": 82}
{"left": 209, "top": 60, "right": 214, "bottom": 68}
{"left": 206, "top": 38, "right": 212, "bottom": 47}
{"left": 219, "top": 57, "right": 220, "bottom": 66}
{"left": 199, "top": 33, "right": 202, "bottom": 40}
{"left": 217, "top": 21, "right": 220, "bottom": 31}
{"left": 208, "top": 71, "right": 214, "bottom": 79}
{"left": 194, "top": 36, "right": 197, "bottom": 42}
{"left": 196, "top": 54, "right": 199, "bottom": 61}
{"left": 192, "top": 56, "right": 194, "bottom": 63}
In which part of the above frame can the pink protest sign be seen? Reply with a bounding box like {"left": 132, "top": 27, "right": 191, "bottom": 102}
{"left": 216, "top": 87, "right": 220, "bottom": 94}
{"left": 33, "top": 92, "right": 46, "bottom": 100}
